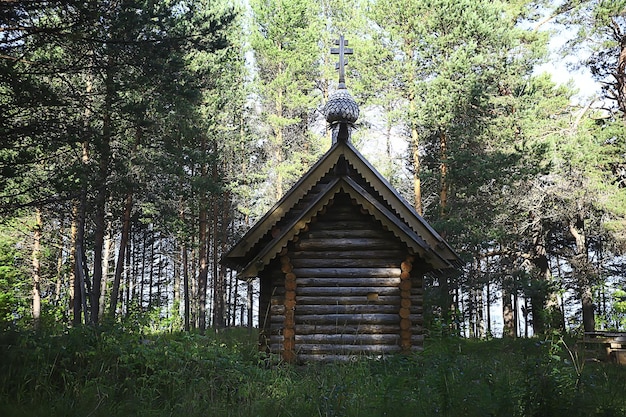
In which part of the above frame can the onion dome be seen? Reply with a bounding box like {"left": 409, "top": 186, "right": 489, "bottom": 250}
{"left": 326, "top": 35, "right": 359, "bottom": 143}
{"left": 325, "top": 88, "right": 360, "bottom": 125}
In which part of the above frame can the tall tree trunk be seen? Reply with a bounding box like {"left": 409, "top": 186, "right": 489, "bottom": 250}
{"left": 476, "top": 289, "right": 485, "bottom": 338}
{"left": 530, "top": 223, "right": 549, "bottom": 336}
{"left": 139, "top": 229, "right": 146, "bottom": 309}
{"left": 274, "top": 54, "right": 284, "bottom": 201}
{"left": 221, "top": 198, "right": 229, "bottom": 327}
{"left": 99, "top": 221, "right": 112, "bottom": 322}
{"left": 191, "top": 231, "right": 198, "bottom": 329}
{"left": 156, "top": 249, "right": 163, "bottom": 310}
{"left": 384, "top": 112, "right": 395, "bottom": 183}
{"left": 198, "top": 163, "right": 209, "bottom": 332}
{"left": 198, "top": 206, "right": 208, "bottom": 331}
{"left": 486, "top": 281, "right": 492, "bottom": 336}
{"left": 231, "top": 269, "right": 237, "bottom": 327}
{"left": 74, "top": 137, "right": 91, "bottom": 326}
{"left": 91, "top": 77, "right": 112, "bottom": 325}
{"left": 439, "top": 129, "right": 448, "bottom": 218}
{"left": 406, "top": 44, "right": 422, "bottom": 216}
{"left": 174, "top": 248, "right": 181, "bottom": 318}
{"left": 124, "top": 226, "right": 132, "bottom": 317}
{"left": 183, "top": 243, "right": 190, "bottom": 332}
{"left": 70, "top": 205, "right": 78, "bottom": 322}
{"left": 75, "top": 186, "right": 89, "bottom": 325}
{"left": 247, "top": 280, "right": 254, "bottom": 330}
{"left": 148, "top": 233, "right": 155, "bottom": 310}
{"left": 31, "top": 208, "right": 42, "bottom": 330}
{"left": 524, "top": 298, "right": 529, "bottom": 338}
{"left": 177, "top": 191, "right": 190, "bottom": 331}
{"left": 211, "top": 186, "right": 221, "bottom": 328}
{"left": 213, "top": 190, "right": 229, "bottom": 329}
{"left": 502, "top": 289, "right": 515, "bottom": 338}
{"left": 54, "top": 215, "right": 65, "bottom": 306}
{"left": 569, "top": 213, "right": 595, "bottom": 332}
{"left": 410, "top": 97, "right": 422, "bottom": 215}
{"left": 109, "top": 192, "right": 132, "bottom": 317}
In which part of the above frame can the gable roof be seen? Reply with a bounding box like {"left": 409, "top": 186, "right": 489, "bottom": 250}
{"left": 223, "top": 140, "right": 463, "bottom": 278}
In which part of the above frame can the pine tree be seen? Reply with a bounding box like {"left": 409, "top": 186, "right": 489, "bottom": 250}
{"left": 249, "top": 0, "right": 325, "bottom": 203}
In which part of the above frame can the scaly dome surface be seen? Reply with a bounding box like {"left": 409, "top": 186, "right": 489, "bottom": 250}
{"left": 324, "top": 89, "right": 359, "bottom": 124}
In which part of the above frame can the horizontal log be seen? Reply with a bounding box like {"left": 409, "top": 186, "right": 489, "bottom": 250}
{"left": 296, "top": 296, "right": 401, "bottom": 305}
{"left": 295, "top": 313, "right": 400, "bottom": 325}
{"left": 409, "top": 304, "right": 424, "bottom": 312}
{"left": 270, "top": 297, "right": 284, "bottom": 305}
{"left": 294, "top": 238, "right": 402, "bottom": 251}
{"left": 409, "top": 314, "right": 422, "bottom": 323}
{"left": 312, "top": 222, "right": 380, "bottom": 233}
{"left": 295, "top": 344, "right": 402, "bottom": 355}
{"left": 294, "top": 324, "right": 401, "bottom": 335}
{"left": 296, "top": 277, "right": 400, "bottom": 287}
{"left": 270, "top": 315, "right": 285, "bottom": 323}
{"left": 290, "top": 258, "right": 402, "bottom": 268}
{"left": 271, "top": 305, "right": 286, "bottom": 315}
{"left": 270, "top": 323, "right": 283, "bottom": 333}
{"left": 409, "top": 294, "right": 424, "bottom": 303}
{"left": 321, "top": 203, "right": 355, "bottom": 212}
{"left": 317, "top": 211, "right": 370, "bottom": 221}
{"left": 269, "top": 335, "right": 284, "bottom": 345}
{"left": 411, "top": 334, "right": 425, "bottom": 344}
{"left": 295, "top": 304, "right": 401, "bottom": 315}
{"left": 296, "top": 354, "right": 365, "bottom": 363}
{"left": 304, "top": 229, "right": 389, "bottom": 239}
{"left": 295, "top": 334, "right": 400, "bottom": 345}
{"left": 290, "top": 250, "right": 408, "bottom": 259}
{"left": 269, "top": 344, "right": 284, "bottom": 353}
{"left": 293, "top": 267, "right": 401, "bottom": 278}
{"left": 411, "top": 325, "right": 425, "bottom": 333}
{"left": 296, "top": 286, "right": 400, "bottom": 296}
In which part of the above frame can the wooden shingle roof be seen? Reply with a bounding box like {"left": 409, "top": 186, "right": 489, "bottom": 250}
{"left": 223, "top": 140, "right": 462, "bottom": 278}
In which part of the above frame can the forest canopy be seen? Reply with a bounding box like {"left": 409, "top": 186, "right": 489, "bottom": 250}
{"left": 1, "top": 0, "right": 626, "bottom": 338}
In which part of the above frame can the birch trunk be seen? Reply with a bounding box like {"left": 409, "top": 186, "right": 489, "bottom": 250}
{"left": 31, "top": 208, "right": 42, "bottom": 330}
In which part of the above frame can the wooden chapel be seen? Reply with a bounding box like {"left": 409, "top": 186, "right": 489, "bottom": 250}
{"left": 222, "top": 36, "right": 462, "bottom": 362}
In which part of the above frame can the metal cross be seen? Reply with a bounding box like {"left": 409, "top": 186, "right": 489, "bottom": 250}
{"left": 330, "top": 35, "right": 353, "bottom": 89}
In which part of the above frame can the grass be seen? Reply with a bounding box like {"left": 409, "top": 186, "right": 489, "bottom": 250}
{"left": 1, "top": 327, "right": 626, "bottom": 417}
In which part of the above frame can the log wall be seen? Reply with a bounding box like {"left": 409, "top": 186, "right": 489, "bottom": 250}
{"left": 260, "top": 192, "right": 426, "bottom": 362}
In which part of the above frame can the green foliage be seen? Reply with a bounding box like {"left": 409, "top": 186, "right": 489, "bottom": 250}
{"left": 596, "top": 288, "right": 626, "bottom": 330}
{"left": 0, "top": 220, "right": 33, "bottom": 330}
{"left": 249, "top": 0, "right": 325, "bottom": 202}
{"left": 0, "top": 233, "right": 26, "bottom": 330}
{"left": 1, "top": 330, "right": 626, "bottom": 417}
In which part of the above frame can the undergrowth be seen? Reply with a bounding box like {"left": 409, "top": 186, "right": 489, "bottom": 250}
{"left": 1, "top": 327, "right": 625, "bottom": 417}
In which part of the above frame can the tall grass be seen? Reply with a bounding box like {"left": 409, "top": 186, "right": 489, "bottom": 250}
{"left": 1, "top": 327, "right": 625, "bottom": 417}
